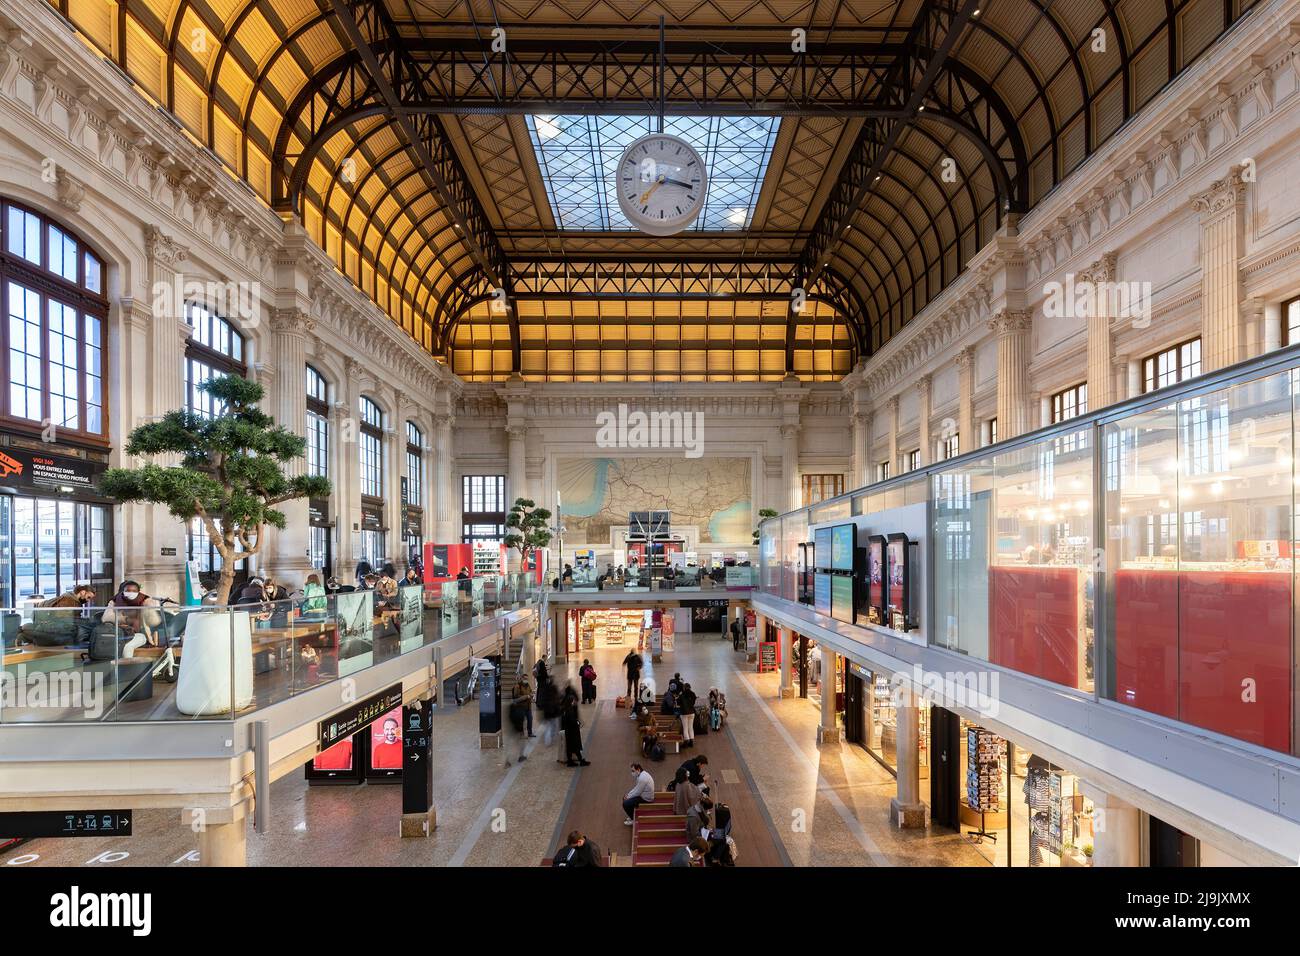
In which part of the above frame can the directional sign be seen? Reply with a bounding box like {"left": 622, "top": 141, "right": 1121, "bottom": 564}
{"left": 0, "top": 810, "right": 132, "bottom": 838}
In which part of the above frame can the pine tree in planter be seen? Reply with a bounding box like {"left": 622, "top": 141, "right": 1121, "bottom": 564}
{"left": 503, "top": 498, "right": 552, "bottom": 581}
{"left": 99, "top": 374, "right": 330, "bottom": 714}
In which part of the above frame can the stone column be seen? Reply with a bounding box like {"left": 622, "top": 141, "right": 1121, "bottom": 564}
{"left": 433, "top": 411, "right": 456, "bottom": 544}
{"left": 268, "top": 309, "right": 315, "bottom": 588}
{"left": 1192, "top": 166, "right": 1249, "bottom": 372}
{"left": 1121, "top": 355, "right": 1141, "bottom": 400}
{"left": 886, "top": 395, "right": 900, "bottom": 475}
{"left": 778, "top": 627, "right": 794, "bottom": 698}
{"left": 850, "top": 410, "right": 872, "bottom": 490}
{"left": 1079, "top": 782, "right": 1141, "bottom": 866}
{"left": 1083, "top": 253, "right": 1117, "bottom": 410}
{"left": 989, "top": 309, "right": 1034, "bottom": 439}
{"left": 956, "top": 345, "right": 976, "bottom": 454}
{"left": 781, "top": 423, "right": 801, "bottom": 511}
{"left": 135, "top": 228, "right": 191, "bottom": 594}
{"left": 916, "top": 374, "right": 933, "bottom": 466}
{"left": 889, "top": 686, "right": 925, "bottom": 828}
{"left": 385, "top": 414, "right": 403, "bottom": 568}
{"left": 818, "top": 650, "right": 841, "bottom": 743}
{"left": 506, "top": 424, "right": 527, "bottom": 571}
{"left": 189, "top": 807, "right": 247, "bottom": 867}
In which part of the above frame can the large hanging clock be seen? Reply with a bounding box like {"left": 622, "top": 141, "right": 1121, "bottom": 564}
{"left": 615, "top": 132, "right": 708, "bottom": 236}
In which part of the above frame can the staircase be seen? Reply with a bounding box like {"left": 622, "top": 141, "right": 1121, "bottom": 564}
{"left": 631, "top": 792, "right": 686, "bottom": 866}
{"left": 502, "top": 634, "right": 526, "bottom": 700}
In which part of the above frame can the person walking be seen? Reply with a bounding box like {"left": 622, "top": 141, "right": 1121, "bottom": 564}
{"left": 579, "top": 658, "right": 597, "bottom": 704}
{"left": 506, "top": 693, "right": 531, "bottom": 767}
{"left": 669, "top": 837, "right": 709, "bottom": 867}
{"left": 561, "top": 694, "right": 590, "bottom": 767}
{"left": 622, "top": 647, "right": 643, "bottom": 705}
{"left": 678, "top": 682, "right": 698, "bottom": 749}
{"left": 623, "top": 763, "right": 655, "bottom": 825}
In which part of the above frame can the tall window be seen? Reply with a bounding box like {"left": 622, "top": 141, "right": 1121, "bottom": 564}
{"left": 876, "top": 461, "right": 890, "bottom": 483}
{"left": 801, "top": 474, "right": 844, "bottom": 506}
{"left": 462, "top": 475, "right": 506, "bottom": 543}
{"left": 1051, "top": 383, "right": 1087, "bottom": 423}
{"left": 941, "top": 434, "right": 960, "bottom": 461}
{"left": 1, "top": 200, "right": 107, "bottom": 439}
{"left": 404, "top": 422, "right": 423, "bottom": 507}
{"left": 359, "top": 396, "right": 384, "bottom": 500}
{"left": 1143, "top": 338, "right": 1201, "bottom": 393}
{"left": 1285, "top": 297, "right": 1300, "bottom": 345}
{"left": 986, "top": 417, "right": 998, "bottom": 447}
{"left": 185, "top": 302, "right": 246, "bottom": 417}
{"left": 306, "top": 365, "right": 329, "bottom": 479}
{"left": 907, "top": 449, "right": 920, "bottom": 472}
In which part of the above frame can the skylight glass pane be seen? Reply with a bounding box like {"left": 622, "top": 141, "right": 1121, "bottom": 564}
{"left": 526, "top": 114, "right": 780, "bottom": 231}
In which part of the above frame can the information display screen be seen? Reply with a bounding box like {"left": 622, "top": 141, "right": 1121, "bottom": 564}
{"left": 814, "top": 528, "right": 832, "bottom": 570}
{"left": 830, "top": 575, "right": 854, "bottom": 623}
{"left": 830, "top": 524, "right": 856, "bottom": 571}
{"left": 814, "top": 572, "right": 832, "bottom": 615}
{"left": 367, "top": 706, "right": 403, "bottom": 777}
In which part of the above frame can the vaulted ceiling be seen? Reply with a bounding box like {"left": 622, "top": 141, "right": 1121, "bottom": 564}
{"left": 49, "top": 0, "right": 1258, "bottom": 381}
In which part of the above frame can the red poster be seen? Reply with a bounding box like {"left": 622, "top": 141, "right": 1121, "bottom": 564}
{"left": 369, "top": 706, "right": 403, "bottom": 770}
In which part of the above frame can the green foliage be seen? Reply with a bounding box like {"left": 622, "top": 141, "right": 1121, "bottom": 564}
{"left": 99, "top": 374, "right": 330, "bottom": 602}
{"left": 503, "top": 497, "right": 553, "bottom": 562}
{"left": 753, "top": 508, "right": 780, "bottom": 545}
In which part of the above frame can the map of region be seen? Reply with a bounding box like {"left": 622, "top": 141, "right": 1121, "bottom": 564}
{"left": 556, "top": 457, "right": 752, "bottom": 545}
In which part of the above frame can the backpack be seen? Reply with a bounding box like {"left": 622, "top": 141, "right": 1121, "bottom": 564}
{"left": 710, "top": 706, "right": 722, "bottom": 731}
{"left": 552, "top": 847, "right": 578, "bottom": 867}
{"left": 649, "top": 742, "right": 666, "bottom": 762}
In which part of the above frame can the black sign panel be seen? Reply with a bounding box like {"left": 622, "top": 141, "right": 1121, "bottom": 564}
{"left": 477, "top": 660, "right": 501, "bottom": 734}
{"left": 0, "top": 810, "right": 132, "bottom": 838}
{"left": 402, "top": 699, "right": 434, "bottom": 814}
{"left": 682, "top": 598, "right": 730, "bottom": 608}
{"left": 0, "top": 446, "right": 105, "bottom": 493}
{"left": 318, "top": 683, "right": 404, "bottom": 751}
{"left": 361, "top": 507, "right": 384, "bottom": 531}
{"left": 758, "top": 642, "right": 777, "bottom": 671}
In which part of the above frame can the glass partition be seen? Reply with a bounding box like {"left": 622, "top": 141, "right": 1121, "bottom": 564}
{"left": 1103, "top": 370, "right": 1295, "bottom": 755}
{"left": 932, "top": 454, "right": 994, "bottom": 658}
{"left": 781, "top": 508, "right": 808, "bottom": 602}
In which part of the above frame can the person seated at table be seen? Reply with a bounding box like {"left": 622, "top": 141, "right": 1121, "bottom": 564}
{"left": 401, "top": 567, "right": 421, "bottom": 587}
{"left": 107, "top": 581, "right": 163, "bottom": 647}
{"left": 233, "top": 577, "right": 273, "bottom": 626}
{"left": 301, "top": 574, "right": 327, "bottom": 619}
{"left": 376, "top": 570, "right": 399, "bottom": 608}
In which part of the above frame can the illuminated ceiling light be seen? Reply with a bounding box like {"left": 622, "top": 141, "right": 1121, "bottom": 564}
{"left": 535, "top": 116, "right": 560, "bottom": 139}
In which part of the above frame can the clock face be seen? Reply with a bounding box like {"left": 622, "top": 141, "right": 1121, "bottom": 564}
{"left": 615, "top": 133, "right": 708, "bottom": 236}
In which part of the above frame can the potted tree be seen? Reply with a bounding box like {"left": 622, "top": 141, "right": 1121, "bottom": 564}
{"left": 503, "top": 497, "right": 552, "bottom": 589}
{"left": 99, "top": 374, "right": 330, "bottom": 715}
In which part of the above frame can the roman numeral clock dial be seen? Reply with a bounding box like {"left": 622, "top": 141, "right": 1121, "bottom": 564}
{"left": 615, "top": 133, "right": 708, "bottom": 236}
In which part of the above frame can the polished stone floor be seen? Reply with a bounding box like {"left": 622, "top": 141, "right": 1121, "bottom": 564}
{"left": 10, "top": 632, "right": 987, "bottom": 866}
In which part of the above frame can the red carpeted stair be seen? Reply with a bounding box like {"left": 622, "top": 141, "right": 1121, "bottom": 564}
{"left": 632, "top": 792, "right": 687, "bottom": 866}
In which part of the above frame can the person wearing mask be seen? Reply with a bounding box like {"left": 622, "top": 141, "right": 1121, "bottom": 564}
{"left": 622, "top": 648, "right": 643, "bottom": 706}
{"left": 552, "top": 831, "right": 603, "bottom": 868}
{"left": 361, "top": 573, "right": 377, "bottom": 591}
{"left": 302, "top": 574, "right": 327, "bottom": 616}
{"left": 325, "top": 576, "right": 343, "bottom": 596}
{"left": 578, "top": 658, "right": 597, "bottom": 704}
{"left": 678, "top": 682, "right": 698, "bottom": 749}
{"left": 262, "top": 576, "right": 291, "bottom": 626}
{"left": 671, "top": 767, "right": 703, "bottom": 816}
{"left": 108, "top": 580, "right": 162, "bottom": 647}
{"left": 623, "top": 762, "right": 656, "bottom": 824}
{"left": 686, "top": 798, "right": 714, "bottom": 841}
{"left": 669, "top": 837, "right": 709, "bottom": 868}
{"left": 560, "top": 693, "right": 590, "bottom": 767}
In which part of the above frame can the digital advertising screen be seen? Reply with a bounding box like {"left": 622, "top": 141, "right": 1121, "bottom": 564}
{"left": 887, "top": 533, "right": 909, "bottom": 624}
{"left": 830, "top": 524, "right": 856, "bottom": 571}
{"left": 868, "top": 536, "right": 886, "bottom": 620}
{"left": 366, "top": 706, "right": 403, "bottom": 780}
{"left": 814, "top": 572, "right": 832, "bottom": 616}
{"left": 830, "top": 575, "right": 854, "bottom": 623}
{"left": 305, "top": 734, "right": 363, "bottom": 784}
{"left": 814, "top": 528, "right": 832, "bottom": 570}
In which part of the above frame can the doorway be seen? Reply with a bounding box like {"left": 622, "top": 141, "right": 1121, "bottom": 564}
{"left": 844, "top": 669, "right": 865, "bottom": 744}
{"left": 2, "top": 494, "right": 113, "bottom": 606}
{"left": 930, "top": 705, "right": 962, "bottom": 831}
{"left": 1149, "top": 817, "right": 1199, "bottom": 866}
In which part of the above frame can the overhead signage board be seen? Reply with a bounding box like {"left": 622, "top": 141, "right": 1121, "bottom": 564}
{"left": 318, "top": 683, "right": 404, "bottom": 751}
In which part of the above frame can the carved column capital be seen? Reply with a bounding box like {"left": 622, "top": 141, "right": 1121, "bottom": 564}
{"left": 988, "top": 309, "right": 1033, "bottom": 337}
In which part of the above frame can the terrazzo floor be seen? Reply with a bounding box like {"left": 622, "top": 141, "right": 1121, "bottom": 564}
{"left": 9, "top": 632, "right": 988, "bottom": 867}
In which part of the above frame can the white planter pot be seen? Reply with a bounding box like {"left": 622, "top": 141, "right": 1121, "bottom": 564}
{"left": 176, "top": 610, "right": 254, "bottom": 716}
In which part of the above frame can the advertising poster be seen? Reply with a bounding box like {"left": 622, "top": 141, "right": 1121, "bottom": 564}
{"left": 336, "top": 589, "right": 375, "bottom": 677}
{"left": 471, "top": 578, "right": 485, "bottom": 617}
{"left": 745, "top": 608, "right": 757, "bottom": 653}
{"left": 814, "top": 572, "right": 832, "bottom": 616}
{"left": 814, "top": 527, "right": 832, "bottom": 570}
{"left": 887, "top": 534, "right": 908, "bottom": 620}
{"left": 313, "top": 736, "right": 354, "bottom": 773}
{"left": 831, "top": 575, "right": 854, "bottom": 623}
{"left": 661, "top": 612, "right": 675, "bottom": 652}
{"left": 399, "top": 583, "right": 423, "bottom": 653}
{"left": 367, "top": 706, "right": 403, "bottom": 777}
{"left": 440, "top": 581, "right": 458, "bottom": 633}
{"left": 868, "top": 537, "right": 885, "bottom": 618}
{"left": 758, "top": 641, "right": 777, "bottom": 672}
{"left": 831, "top": 524, "right": 855, "bottom": 571}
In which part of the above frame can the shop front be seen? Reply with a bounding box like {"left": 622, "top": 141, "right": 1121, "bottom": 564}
{"left": 0, "top": 439, "right": 114, "bottom": 607}
{"left": 844, "top": 662, "right": 930, "bottom": 783}
{"left": 568, "top": 607, "right": 651, "bottom": 654}
{"left": 929, "top": 716, "right": 1097, "bottom": 867}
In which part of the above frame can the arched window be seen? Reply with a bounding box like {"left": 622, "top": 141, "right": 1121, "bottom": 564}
{"left": 306, "top": 365, "right": 329, "bottom": 478}
{"left": 359, "top": 396, "right": 384, "bottom": 499}
{"left": 184, "top": 301, "right": 245, "bottom": 418}
{"left": 404, "top": 422, "right": 423, "bottom": 507}
{"left": 184, "top": 302, "right": 246, "bottom": 577}
{"left": 1, "top": 199, "right": 107, "bottom": 439}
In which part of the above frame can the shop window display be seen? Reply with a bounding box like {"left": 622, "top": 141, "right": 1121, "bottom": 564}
{"left": 858, "top": 670, "right": 929, "bottom": 778}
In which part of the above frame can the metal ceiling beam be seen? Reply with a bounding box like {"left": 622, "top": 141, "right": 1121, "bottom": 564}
{"left": 796, "top": 0, "right": 988, "bottom": 293}
{"left": 325, "top": 0, "right": 508, "bottom": 291}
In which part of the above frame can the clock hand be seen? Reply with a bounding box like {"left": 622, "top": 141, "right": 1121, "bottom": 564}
{"left": 639, "top": 178, "right": 664, "bottom": 205}
{"left": 662, "top": 178, "right": 696, "bottom": 190}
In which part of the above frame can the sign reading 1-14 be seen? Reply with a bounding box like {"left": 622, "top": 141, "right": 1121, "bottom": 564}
{"left": 0, "top": 810, "right": 132, "bottom": 838}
